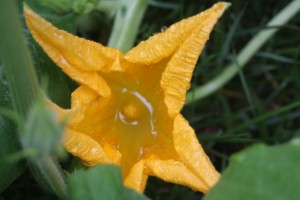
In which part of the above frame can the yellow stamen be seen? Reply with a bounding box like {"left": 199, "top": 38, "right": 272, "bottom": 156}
{"left": 122, "top": 100, "right": 143, "bottom": 121}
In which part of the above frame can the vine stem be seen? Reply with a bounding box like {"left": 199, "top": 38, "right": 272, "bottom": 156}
{"left": 186, "top": 0, "right": 300, "bottom": 104}
{"left": 0, "top": 1, "right": 67, "bottom": 199}
{"left": 107, "top": 0, "right": 148, "bottom": 53}
{"left": 0, "top": 1, "right": 40, "bottom": 116}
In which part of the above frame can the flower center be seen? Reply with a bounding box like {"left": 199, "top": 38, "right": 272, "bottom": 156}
{"left": 113, "top": 88, "right": 157, "bottom": 174}
{"left": 116, "top": 88, "right": 157, "bottom": 135}
{"left": 119, "top": 97, "right": 146, "bottom": 125}
{"left": 122, "top": 102, "right": 141, "bottom": 120}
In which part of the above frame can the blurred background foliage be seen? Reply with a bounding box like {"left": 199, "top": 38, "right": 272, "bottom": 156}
{"left": 0, "top": 0, "right": 300, "bottom": 199}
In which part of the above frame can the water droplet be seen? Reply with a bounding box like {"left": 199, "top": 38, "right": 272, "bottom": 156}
{"left": 139, "top": 51, "right": 147, "bottom": 59}
{"left": 161, "top": 26, "right": 168, "bottom": 32}
{"left": 54, "top": 32, "right": 64, "bottom": 40}
{"left": 60, "top": 56, "right": 71, "bottom": 67}
{"left": 91, "top": 147, "right": 98, "bottom": 154}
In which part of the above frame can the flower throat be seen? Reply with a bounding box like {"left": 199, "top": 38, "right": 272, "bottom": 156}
{"left": 114, "top": 88, "right": 157, "bottom": 173}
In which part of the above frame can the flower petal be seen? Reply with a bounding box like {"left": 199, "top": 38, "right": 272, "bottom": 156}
{"left": 24, "top": 6, "right": 123, "bottom": 72}
{"left": 46, "top": 99, "right": 68, "bottom": 121}
{"left": 47, "top": 100, "right": 121, "bottom": 165}
{"left": 145, "top": 159, "right": 209, "bottom": 193}
{"left": 24, "top": 6, "right": 118, "bottom": 96}
{"left": 63, "top": 129, "right": 109, "bottom": 165}
{"left": 173, "top": 114, "right": 220, "bottom": 189}
{"left": 102, "top": 143, "right": 121, "bottom": 165}
{"left": 62, "top": 65, "right": 111, "bottom": 97}
{"left": 124, "top": 160, "right": 148, "bottom": 193}
{"left": 71, "top": 85, "right": 99, "bottom": 108}
{"left": 161, "top": 2, "right": 230, "bottom": 116}
{"left": 124, "top": 2, "right": 229, "bottom": 66}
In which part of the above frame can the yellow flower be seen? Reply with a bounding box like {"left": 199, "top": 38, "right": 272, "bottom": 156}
{"left": 24, "top": 2, "right": 229, "bottom": 193}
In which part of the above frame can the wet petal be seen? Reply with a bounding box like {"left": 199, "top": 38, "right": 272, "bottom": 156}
{"left": 24, "top": 6, "right": 123, "bottom": 72}
{"left": 124, "top": 2, "right": 229, "bottom": 66}
{"left": 62, "top": 65, "right": 111, "bottom": 97}
{"left": 173, "top": 114, "right": 220, "bottom": 188}
{"left": 46, "top": 99, "right": 84, "bottom": 133}
{"left": 67, "top": 96, "right": 115, "bottom": 133}
{"left": 102, "top": 143, "right": 122, "bottom": 165}
{"left": 24, "top": 6, "right": 117, "bottom": 96}
{"left": 64, "top": 129, "right": 110, "bottom": 165}
{"left": 124, "top": 161, "right": 148, "bottom": 193}
{"left": 145, "top": 159, "right": 209, "bottom": 193}
{"left": 71, "top": 85, "right": 99, "bottom": 108}
{"left": 48, "top": 100, "right": 121, "bottom": 165}
{"left": 46, "top": 99, "right": 69, "bottom": 121}
{"left": 161, "top": 2, "right": 230, "bottom": 116}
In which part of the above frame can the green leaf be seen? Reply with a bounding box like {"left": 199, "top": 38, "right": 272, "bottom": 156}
{"left": 71, "top": 0, "right": 99, "bottom": 14}
{"left": 0, "top": 66, "right": 25, "bottom": 192}
{"left": 68, "top": 165, "right": 149, "bottom": 200}
{"left": 204, "top": 138, "right": 300, "bottom": 200}
{"left": 29, "top": 47, "right": 75, "bottom": 108}
{"left": 38, "top": 0, "right": 72, "bottom": 14}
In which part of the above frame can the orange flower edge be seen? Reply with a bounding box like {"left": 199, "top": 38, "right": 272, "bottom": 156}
{"left": 24, "top": 2, "right": 229, "bottom": 193}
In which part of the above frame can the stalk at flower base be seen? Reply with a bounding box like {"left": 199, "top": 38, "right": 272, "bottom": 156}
{"left": 24, "top": 2, "right": 230, "bottom": 193}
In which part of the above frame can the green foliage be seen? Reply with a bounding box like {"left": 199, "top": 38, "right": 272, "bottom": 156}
{"left": 1, "top": 1, "right": 67, "bottom": 198}
{"left": 0, "top": 68, "right": 25, "bottom": 193}
{"left": 37, "top": 0, "right": 100, "bottom": 14}
{"left": 68, "top": 165, "right": 149, "bottom": 200}
{"left": 22, "top": 101, "right": 65, "bottom": 157}
{"left": 71, "top": 0, "right": 99, "bottom": 14}
{"left": 205, "top": 138, "right": 300, "bottom": 200}
{"left": 1, "top": 0, "right": 300, "bottom": 199}
{"left": 25, "top": 0, "right": 78, "bottom": 108}
{"left": 39, "top": 0, "right": 72, "bottom": 13}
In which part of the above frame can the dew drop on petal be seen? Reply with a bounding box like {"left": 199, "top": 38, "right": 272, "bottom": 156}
{"left": 54, "top": 32, "right": 64, "bottom": 40}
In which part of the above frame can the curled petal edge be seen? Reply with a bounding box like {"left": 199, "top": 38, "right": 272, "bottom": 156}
{"left": 71, "top": 85, "right": 99, "bottom": 108}
{"left": 124, "top": 2, "right": 229, "bottom": 65}
{"left": 124, "top": 160, "right": 148, "bottom": 193}
{"left": 124, "top": 159, "right": 210, "bottom": 193}
{"left": 145, "top": 159, "right": 209, "bottom": 193}
{"left": 24, "top": 5, "right": 122, "bottom": 72}
{"left": 161, "top": 2, "right": 230, "bottom": 117}
{"left": 63, "top": 129, "right": 121, "bottom": 166}
{"left": 173, "top": 114, "right": 220, "bottom": 188}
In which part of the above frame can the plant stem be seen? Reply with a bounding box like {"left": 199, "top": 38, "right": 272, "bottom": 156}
{"left": 108, "top": 0, "right": 148, "bottom": 52}
{"left": 0, "top": 1, "right": 67, "bottom": 199}
{"left": 96, "top": 0, "right": 120, "bottom": 16}
{"left": 186, "top": 0, "right": 300, "bottom": 104}
{"left": 30, "top": 156, "right": 68, "bottom": 199}
{"left": 0, "top": 0, "right": 40, "bottom": 117}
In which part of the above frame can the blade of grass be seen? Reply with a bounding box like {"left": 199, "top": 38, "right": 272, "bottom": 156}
{"left": 230, "top": 101, "right": 300, "bottom": 134}
{"left": 265, "top": 79, "right": 291, "bottom": 104}
{"left": 146, "top": 0, "right": 178, "bottom": 9}
{"left": 217, "top": 7, "right": 245, "bottom": 66}
{"left": 257, "top": 51, "right": 297, "bottom": 64}
{"left": 234, "top": 54, "right": 255, "bottom": 110}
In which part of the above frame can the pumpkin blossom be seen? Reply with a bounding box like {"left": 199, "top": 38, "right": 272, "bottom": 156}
{"left": 24, "top": 2, "right": 229, "bottom": 193}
